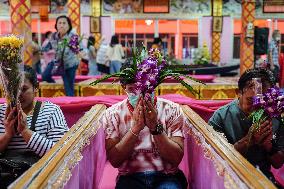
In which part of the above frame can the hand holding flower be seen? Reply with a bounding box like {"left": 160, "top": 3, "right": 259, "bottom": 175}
{"left": 3, "top": 106, "right": 17, "bottom": 138}
{"left": 143, "top": 94, "right": 158, "bottom": 131}
{"left": 131, "top": 96, "right": 145, "bottom": 134}
{"left": 17, "top": 102, "right": 28, "bottom": 135}
{"left": 249, "top": 119, "right": 272, "bottom": 145}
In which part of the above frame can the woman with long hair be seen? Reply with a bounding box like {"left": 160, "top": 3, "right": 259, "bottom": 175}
{"left": 106, "top": 35, "right": 125, "bottom": 74}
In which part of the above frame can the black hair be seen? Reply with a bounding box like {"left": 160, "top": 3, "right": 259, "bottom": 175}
{"left": 119, "top": 58, "right": 134, "bottom": 85}
{"left": 45, "top": 31, "right": 52, "bottom": 39}
{"left": 110, "top": 35, "right": 119, "bottom": 47}
{"left": 238, "top": 68, "right": 275, "bottom": 92}
{"left": 153, "top": 37, "right": 162, "bottom": 45}
{"left": 55, "top": 15, "right": 73, "bottom": 34}
{"left": 87, "top": 36, "right": 95, "bottom": 49}
{"left": 24, "top": 65, "right": 39, "bottom": 89}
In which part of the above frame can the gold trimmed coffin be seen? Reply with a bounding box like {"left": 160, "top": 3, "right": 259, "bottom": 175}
{"left": 10, "top": 104, "right": 276, "bottom": 189}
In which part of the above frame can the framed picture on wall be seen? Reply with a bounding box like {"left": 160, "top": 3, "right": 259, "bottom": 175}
{"left": 212, "top": 16, "right": 223, "bottom": 33}
{"left": 90, "top": 16, "right": 100, "bottom": 33}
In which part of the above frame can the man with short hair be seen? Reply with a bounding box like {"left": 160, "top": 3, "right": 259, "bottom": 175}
{"left": 98, "top": 62, "right": 188, "bottom": 189}
{"left": 209, "top": 68, "right": 284, "bottom": 187}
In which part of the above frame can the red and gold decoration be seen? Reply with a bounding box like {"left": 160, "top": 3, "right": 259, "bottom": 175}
{"left": 67, "top": 0, "right": 80, "bottom": 34}
{"left": 211, "top": 0, "right": 222, "bottom": 64}
{"left": 240, "top": 0, "right": 255, "bottom": 74}
{"left": 10, "top": 0, "right": 32, "bottom": 65}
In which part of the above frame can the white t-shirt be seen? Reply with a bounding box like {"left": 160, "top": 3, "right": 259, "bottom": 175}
{"left": 106, "top": 44, "right": 125, "bottom": 62}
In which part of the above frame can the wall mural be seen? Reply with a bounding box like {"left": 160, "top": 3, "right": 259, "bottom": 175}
{"left": 222, "top": 0, "right": 271, "bottom": 17}
{"left": 170, "top": 0, "right": 211, "bottom": 16}
{"left": 102, "top": 0, "right": 143, "bottom": 14}
{"left": 49, "top": 0, "right": 92, "bottom": 15}
{"left": 102, "top": 0, "right": 211, "bottom": 16}
{"left": 0, "top": 0, "right": 9, "bottom": 16}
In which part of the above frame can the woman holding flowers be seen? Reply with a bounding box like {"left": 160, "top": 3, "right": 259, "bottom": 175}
{"left": 0, "top": 65, "right": 69, "bottom": 187}
{"left": 45, "top": 15, "right": 82, "bottom": 96}
{"left": 209, "top": 68, "right": 284, "bottom": 188}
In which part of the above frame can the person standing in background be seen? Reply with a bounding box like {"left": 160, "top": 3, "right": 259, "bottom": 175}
{"left": 268, "top": 30, "right": 281, "bottom": 83}
{"left": 106, "top": 35, "right": 125, "bottom": 74}
{"left": 41, "top": 31, "right": 54, "bottom": 75}
{"left": 87, "top": 36, "right": 99, "bottom": 76}
{"left": 46, "top": 15, "right": 82, "bottom": 96}
{"left": 96, "top": 37, "right": 110, "bottom": 74}
{"left": 31, "top": 33, "right": 41, "bottom": 74}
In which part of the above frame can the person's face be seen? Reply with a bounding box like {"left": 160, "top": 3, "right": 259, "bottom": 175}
{"left": 56, "top": 18, "right": 69, "bottom": 36}
{"left": 124, "top": 83, "right": 137, "bottom": 94}
{"left": 19, "top": 78, "right": 36, "bottom": 110}
{"left": 238, "top": 80, "right": 271, "bottom": 114}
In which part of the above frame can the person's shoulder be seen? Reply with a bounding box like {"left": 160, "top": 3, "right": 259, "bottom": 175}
{"left": 0, "top": 104, "right": 7, "bottom": 114}
{"left": 42, "top": 101, "right": 62, "bottom": 112}
{"left": 105, "top": 99, "right": 127, "bottom": 114}
{"left": 157, "top": 97, "right": 181, "bottom": 109}
{"left": 215, "top": 100, "right": 237, "bottom": 113}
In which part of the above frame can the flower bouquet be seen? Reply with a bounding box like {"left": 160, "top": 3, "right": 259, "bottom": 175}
{"left": 249, "top": 86, "right": 284, "bottom": 135}
{"left": 0, "top": 35, "right": 24, "bottom": 107}
{"left": 90, "top": 47, "right": 203, "bottom": 97}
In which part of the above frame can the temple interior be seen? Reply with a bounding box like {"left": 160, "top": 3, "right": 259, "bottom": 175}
{"left": 0, "top": 0, "right": 284, "bottom": 188}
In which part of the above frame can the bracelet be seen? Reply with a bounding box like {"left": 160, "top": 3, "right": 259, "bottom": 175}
{"left": 129, "top": 128, "right": 138, "bottom": 137}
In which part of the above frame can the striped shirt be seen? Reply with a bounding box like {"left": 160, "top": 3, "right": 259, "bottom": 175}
{"left": 0, "top": 101, "right": 69, "bottom": 157}
{"left": 99, "top": 98, "right": 187, "bottom": 175}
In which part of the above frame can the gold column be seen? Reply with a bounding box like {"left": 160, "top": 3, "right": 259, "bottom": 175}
{"left": 67, "top": 0, "right": 81, "bottom": 34}
{"left": 240, "top": 0, "right": 255, "bottom": 74}
{"left": 211, "top": 0, "right": 223, "bottom": 64}
{"left": 92, "top": 0, "right": 101, "bottom": 47}
{"left": 10, "top": 0, "right": 32, "bottom": 65}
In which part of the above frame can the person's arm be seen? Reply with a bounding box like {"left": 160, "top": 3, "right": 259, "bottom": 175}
{"left": 0, "top": 106, "right": 17, "bottom": 152}
{"left": 90, "top": 46, "right": 96, "bottom": 58}
{"left": 18, "top": 103, "right": 69, "bottom": 157}
{"left": 106, "top": 97, "right": 145, "bottom": 168}
{"left": 153, "top": 135, "right": 184, "bottom": 167}
{"left": 144, "top": 97, "right": 184, "bottom": 166}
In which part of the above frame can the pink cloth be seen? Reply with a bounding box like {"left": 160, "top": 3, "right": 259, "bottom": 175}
{"left": 99, "top": 98, "right": 186, "bottom": 175}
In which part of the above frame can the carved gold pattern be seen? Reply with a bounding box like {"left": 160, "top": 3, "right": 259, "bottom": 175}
{"left": 10, "top": 0, "right": 32, "bottom": 65}
{"left": 240, "top": 1, "right": 255, "bottom": 74}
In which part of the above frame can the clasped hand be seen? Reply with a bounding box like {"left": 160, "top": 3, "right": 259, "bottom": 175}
{"left": 132, "top": 95, "right": 158, "bottom": 133}
{"left": 249, "top": 119, "right": 273, "bottom": 152}
{"left": 4, "top": 103, "right": 28, "bottom": 137}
